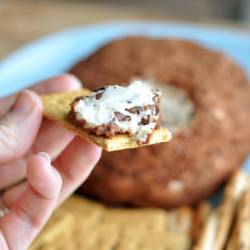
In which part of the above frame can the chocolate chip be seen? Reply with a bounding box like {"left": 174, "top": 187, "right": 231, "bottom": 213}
{"left": 147, "top": 105, "right": 155, "bottom": 115}
{"left": 94, "top": 87, "right": 106, "bottom": 99}
{"left": 95, "top": 92, "right": 103, "bottom": 100}
{"left": 114, "top": 112, "right": 131, "bottom": 121}
{"left": 94, "top": 87, "right": 106, "bottom": 92}
{"left": 152, "top": 106, "right": 159, "bottom": 115}
{"left": 126, "top": 106, "right": 142, "bottom": 114}
{"left": 153, "top": 95, "right": 160, "bottom": 104}
{"left": 140, "top": 115, "right": 151, "bottom": 125}
{"left": 146, "top": 105, "right": 159, "bottom": 116}
{"left": 155, "top": 106, "right": 160, "bottom": 115}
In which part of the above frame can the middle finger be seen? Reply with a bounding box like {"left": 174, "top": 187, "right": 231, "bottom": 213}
{"left": 0, "top": 159, "right": 26, "bottom": 190}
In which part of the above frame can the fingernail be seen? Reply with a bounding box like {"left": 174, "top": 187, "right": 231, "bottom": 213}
{"left": 62, "top": 74, "right": 82, "bottom": 89}
{"left": 12, "top": 90, "right": 40, "bottom": 114}
{"left": 38, "top": 152, "right": 51, "bottom": 164}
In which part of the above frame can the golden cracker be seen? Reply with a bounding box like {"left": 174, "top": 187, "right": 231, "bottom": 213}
{"left": 33, "top": 195, "right": 192, "bottom": 250}
{"left": 193, "top": 211, "right": 218, "bottom": 250}
{"left": 168, "top": 206, "right": 194, "bottom": 234}
{"left": 41, "top": 90, "right": 172, "bottom": 151}
{"left": 60, "top": 195, "right": 105, "bottom": 228}
{"left": 226, "top": 185, "right": 250, "bottom": 250}
{"left": 213, "top": 171, "right": 249, "bottom": 250}
{"left": 60, "top": 194, "right": 105, "bottom": 212}
{"left": 29, "top": 207, "right": 74, "bottom": 250}
{"left": 139, "top": 231, "right": 191, "bottom": 250}
{"left": 102, "top": 208, "right": 169, "bottom": 230}
{"left": 236, "top": 187, "right": 250, "bottom": 250}
{"left": 225, "top": 216, "right": 238, "bottom": 250}
{"left": 192, "top": 202, "right": 213, "bottom": 243}
{"left": 176, "top": 207, "right": 194, "bottom": 234}
{"left": 193, "top": 171, "right": 249, "bottom": 250}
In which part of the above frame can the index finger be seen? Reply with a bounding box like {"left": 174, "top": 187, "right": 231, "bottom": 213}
{"left": 0, "top": 90, "right": 42, "bottom": 165}
{"left": 0, "top": 74, "right": 82, "bottom": 117}
{"left": 31, "top": 74, "right": 82, "bottom": 95}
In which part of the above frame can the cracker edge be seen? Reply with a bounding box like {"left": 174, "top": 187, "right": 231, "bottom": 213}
{"left": 192, "top": 202, "right": 213, "bottom": 244}
{"left": 226, "top": 182, "right": 250, "bottom": 250}
{"left": 213, "top": 171, "right": 249, "bottom": 250}
{"left": 193, "top": 171, "right": 250, "bottom": 250}
{"left": 29, "top": 208, "right": 75, "bottom": 250}
{"left": 193, "top": 211, "right": 218, "bottom": 250}
{"left": 33, "top": 195, "right": 192, "bottom": 250}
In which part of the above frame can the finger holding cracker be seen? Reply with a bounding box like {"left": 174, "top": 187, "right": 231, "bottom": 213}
{"left": 41, "top": 81, "right": 172, "bottom": 151}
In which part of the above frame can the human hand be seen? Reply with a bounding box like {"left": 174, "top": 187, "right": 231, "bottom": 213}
{"left": 0, "top": 75, "right": 102, "bottom": 250}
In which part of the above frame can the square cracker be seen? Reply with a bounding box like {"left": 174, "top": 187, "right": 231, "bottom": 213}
{"left": 193, "top": 171, "right": 249, "bottom": 250}
{"left": 29, "top": 207, "right": 74, "bottom": 250}
{"left": 32, "top": 195, "right": 191, "bottom": 250}
{"left": 41, "top": 89, "right": 172, "bottom": 151}
{"left": 226, "top": 184, "right": 250, "bottom": 250}
{"left": 213, "top": 171, "right": 249, "bottom": 250}
{"left": 193, "top": 211, "right": 218, "bottom": 250}
{"left": 235, "top": 187, "right": 250, "bottom": 249}
{"left": 192, "top": 202, "right": 213, "bottom": 243}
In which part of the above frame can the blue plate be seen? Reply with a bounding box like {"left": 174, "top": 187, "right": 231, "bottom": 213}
{"left": 0, "top": 21, "right": 250, "bottom": 98}
{"left": 0, "top": 21, "right": 249, "bottom": 185}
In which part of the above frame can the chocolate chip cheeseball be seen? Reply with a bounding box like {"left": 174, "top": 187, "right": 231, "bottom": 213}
{"left": 71, "top": 37, "right": 250, "bottom": 208}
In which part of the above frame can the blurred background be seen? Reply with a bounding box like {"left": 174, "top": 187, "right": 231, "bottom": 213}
{"left": 85, "top": 0, "right": 250, "bottom": 21}
{"left": 0, "top": 0, "right": 249, "bottom": 60}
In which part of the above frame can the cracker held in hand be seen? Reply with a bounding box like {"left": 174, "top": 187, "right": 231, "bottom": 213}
{"left": 41, "top": 81, "right": 172, "bottom": 151}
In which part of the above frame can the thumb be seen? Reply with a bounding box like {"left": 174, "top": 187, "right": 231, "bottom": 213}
{"left": 0, "top": 90, "right": 42, "bottom": 165}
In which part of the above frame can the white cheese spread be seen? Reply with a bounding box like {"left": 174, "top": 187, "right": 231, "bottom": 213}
{"left": 73, "top": 80, "right": 161, "bottom": 142}
{"left": 138, "top": 80, "right": 195, "bottom": 133}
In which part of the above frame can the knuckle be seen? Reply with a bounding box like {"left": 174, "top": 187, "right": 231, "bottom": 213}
{"left": 0, "top": 122, "right": 20, "bottom": 156}
{"left": 0, "top": 233, "right": 11, "bottom": 250}
{"left": 14, "top": 203, "right": 43, "bottom": 229}
{"left": 55, "top": 157, "right": 78, "bottom": 183}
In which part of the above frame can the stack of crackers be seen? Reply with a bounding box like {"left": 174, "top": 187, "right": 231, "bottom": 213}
{"left": 193, "top": 171, "right": 250, "bottom": 250}
{"left": 30, "top": 170, "right": 250, "bottom": 250}
{"left": 30, "top": 196, "right": 193, "bottom": 249}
